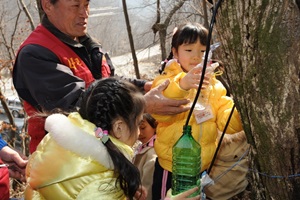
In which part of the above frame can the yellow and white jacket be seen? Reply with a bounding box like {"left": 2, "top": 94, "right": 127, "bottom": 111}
{"left": 25, "top": 112, "right": 134, "bottom": 200}
{"left": 152, "top": 60, "right": 243, "bottom": 172}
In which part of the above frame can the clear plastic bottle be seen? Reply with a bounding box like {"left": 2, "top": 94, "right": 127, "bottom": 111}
{"left": 194, "top": 43, "right": 220, "bottom": 124}
{"left": 195, "top": 61, "right": 219, "bottom": 107}
{"left": 172, "top": 125, "right": 201, "bottom": 197}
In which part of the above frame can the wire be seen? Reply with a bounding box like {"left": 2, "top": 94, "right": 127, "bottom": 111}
{"left": 207, "top": 104, "right": 236, "bottom": 174}
{"left": 203, "top": 147, "right": 300, "bottom": 190}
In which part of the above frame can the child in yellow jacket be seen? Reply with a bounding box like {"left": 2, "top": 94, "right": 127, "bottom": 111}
{"left": 151, "top": 22, "right": 244, "bottom": 199}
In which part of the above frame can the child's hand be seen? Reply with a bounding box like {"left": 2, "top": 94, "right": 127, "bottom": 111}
{"left": 165, "top": 187, "right": 201, "bottom": 200}
{"left": 180, "top": 65, "right": 210, "bottom": 90}
{"left": 133, "top": 185, "right": 147, "bottom": 200}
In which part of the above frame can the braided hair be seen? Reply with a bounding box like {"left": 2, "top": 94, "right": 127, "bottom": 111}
{"left": 159, "top": 22, "right": 208, "bottom": 74}
{"left": 79, "top": 77, "right": 145, "bottom": 200}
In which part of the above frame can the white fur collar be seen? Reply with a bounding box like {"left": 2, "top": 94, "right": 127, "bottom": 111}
{"left": 44, "top": 113, "right": 114, "bottom": 169}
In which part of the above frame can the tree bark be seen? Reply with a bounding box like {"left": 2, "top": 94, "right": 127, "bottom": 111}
{"left": 215, "top": 0, "right": 300, "bottom": 199}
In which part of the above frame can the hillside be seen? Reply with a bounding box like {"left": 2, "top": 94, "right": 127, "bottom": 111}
{"left": 112, "top": 45, "right": 161, "bottom": 80}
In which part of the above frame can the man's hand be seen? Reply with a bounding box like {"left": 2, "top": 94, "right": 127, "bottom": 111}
{"left": 144, "top": 80, "right": 190, "bottom": 115}
{"left": 0, "top": 146, "right": 27, "bottom": 182}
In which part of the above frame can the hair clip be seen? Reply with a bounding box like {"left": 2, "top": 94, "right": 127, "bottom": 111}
{"left": 95, "top": 127, "right": 109, "bottom": 144}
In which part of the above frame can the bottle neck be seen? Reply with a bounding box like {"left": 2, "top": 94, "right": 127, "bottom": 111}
{"left": 183, "top": 125, "right": 192, "bottom": 135}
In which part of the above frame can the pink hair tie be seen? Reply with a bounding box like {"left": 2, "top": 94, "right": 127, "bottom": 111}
{"left": 95, "top": 127, "right": 109, "bottom": 144}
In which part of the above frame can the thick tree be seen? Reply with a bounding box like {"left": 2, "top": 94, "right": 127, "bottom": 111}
{"left": 214, "top": 1, "right": 300, "bottom": 199}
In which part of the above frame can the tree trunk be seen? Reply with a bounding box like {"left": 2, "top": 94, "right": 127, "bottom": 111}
{"left": 121, "top": 0, "right": 140, "bottom": 79}
{"left": 202, "top": 0, "right": 210, "bottom": 29}
{"left": 36, "top": 0, "right": 44, "bottom": 23}
{"left": 215, "top": 1, "right": 300, "bottom": 199}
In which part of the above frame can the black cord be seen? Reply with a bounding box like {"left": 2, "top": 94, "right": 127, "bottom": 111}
{"left": 184, "top": 0, "right": 223, "bottom": 127}
{"left": 207, "top": 104, "right": 236, "bottom": 175}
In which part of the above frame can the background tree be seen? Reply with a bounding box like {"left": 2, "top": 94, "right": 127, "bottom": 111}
{"left": 121, "top": 0, "right": 140, "bottom": 79}
{"left": 214, "top": 0, "right": 300, "bottom": 199}
{"left": 0, "top": 0, "right": 36, "bottom": 156}
{"left": 152, "top": 0, "right": 188, "bottom": 60}
{"left": 19, "top": 0, "right": 35, "bottom": 30}
{"left": 36, "top": 0, "right": 44, "bottom": 22}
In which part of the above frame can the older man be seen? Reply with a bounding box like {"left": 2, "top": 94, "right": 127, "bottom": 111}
{"left": 13, "top": 0, "right": 189, "bottom": 153}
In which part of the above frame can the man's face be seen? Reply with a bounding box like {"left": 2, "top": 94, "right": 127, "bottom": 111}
{"left": 45, "top": 0, "right": 90, "bottom": 40}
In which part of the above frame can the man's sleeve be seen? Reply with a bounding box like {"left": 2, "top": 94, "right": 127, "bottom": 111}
{"left": 13, "top": 44, "right": 85, "bottom": 111}
{"left": 118, "top": 76, "right": 147, "bottom": 92}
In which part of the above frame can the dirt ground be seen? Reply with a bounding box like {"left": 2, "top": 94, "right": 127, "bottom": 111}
{"left": 113, "top": 54, "right": 161, "bottom": 81}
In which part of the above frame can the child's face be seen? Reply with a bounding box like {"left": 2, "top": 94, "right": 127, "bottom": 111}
{"left": 173, "top": 39, "right": 206, "bottom": 72}
{"left": 138, "top": 118, "right": 156, "bottom": 144}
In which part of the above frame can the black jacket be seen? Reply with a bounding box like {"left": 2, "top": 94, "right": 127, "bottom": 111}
{"left": 13, "top": 16, "right": 145, "bottom": 111}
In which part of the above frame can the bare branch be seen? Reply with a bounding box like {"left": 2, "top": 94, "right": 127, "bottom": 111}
{"left": 10, "top": 10, "right": 22, "bottom": 58}
{"left": 19, "top": 0, "right": 35, "bottom": 31}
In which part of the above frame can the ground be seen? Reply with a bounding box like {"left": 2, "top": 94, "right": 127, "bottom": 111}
{"left": 111, "top": 44, "right": 162, "bottom": 80}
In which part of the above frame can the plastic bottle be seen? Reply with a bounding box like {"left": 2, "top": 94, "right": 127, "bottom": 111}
{"left": 194, "top": 42, "right": 220, "bottom": 124}
{"left": 172, "top": 125, "right": 201, "bottom": 197}
{"left": 195, "top": 61, "right": 219, "bottom": 106}
{"left": 196, "top": 42, "right": 220, "bottom": 71}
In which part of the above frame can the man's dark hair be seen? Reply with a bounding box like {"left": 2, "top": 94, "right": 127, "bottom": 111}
{"left": 39, "top": 0, "right": 58, "bottom": 12}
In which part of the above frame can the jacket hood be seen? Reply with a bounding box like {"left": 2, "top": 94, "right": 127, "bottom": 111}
{"left": 45, "top": 113, "right": 114, "bottom": 169}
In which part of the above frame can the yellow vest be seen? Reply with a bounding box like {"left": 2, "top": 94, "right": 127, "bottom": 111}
{"left": 25, "top": 113, "right": 133, "bottom": 200}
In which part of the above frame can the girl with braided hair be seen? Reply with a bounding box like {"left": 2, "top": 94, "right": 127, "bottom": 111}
{"left": 24, "top": 77, "right": 201, "bottom": 200}
{"left": 24, "top": 77, "right": 147, "bottom": 200}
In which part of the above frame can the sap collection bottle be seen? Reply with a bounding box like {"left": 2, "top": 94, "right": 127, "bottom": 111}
{"left": 172, "top": 125, "right": 201, "bottom": 197}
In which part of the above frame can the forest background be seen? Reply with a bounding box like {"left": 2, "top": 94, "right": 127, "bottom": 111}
{"left": 0, "top": 0, "right": 299, "bottom": 199}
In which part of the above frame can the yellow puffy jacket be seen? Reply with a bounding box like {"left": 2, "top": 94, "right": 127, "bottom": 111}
{"left": 152, "top": 60, "right": 243, "bottom": 172}
{"left": 25, "top": 112, "right": 134, "bottom": 200}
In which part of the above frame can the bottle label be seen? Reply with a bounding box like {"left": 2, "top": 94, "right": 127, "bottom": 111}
{"left": 194, "top": 104, "right": 213, "bottom": 124}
